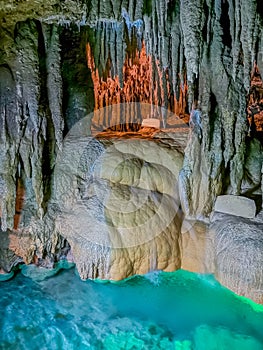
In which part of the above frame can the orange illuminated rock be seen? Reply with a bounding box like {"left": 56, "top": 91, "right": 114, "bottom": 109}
{"left": 141, "top": 118, "right": 160, "bottom": 129}
{"left": 86, "top": 42, "right": 188, "bottom": 122}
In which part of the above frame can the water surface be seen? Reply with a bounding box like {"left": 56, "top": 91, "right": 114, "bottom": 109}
{"left": 1, "top": 268, "right": 263, "bottom": 349}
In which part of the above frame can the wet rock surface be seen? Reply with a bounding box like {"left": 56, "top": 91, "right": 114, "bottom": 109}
{"left": 55, "top": 133, "right": 184, "bottom": 279}
{"left": 211, "top": 211, "right": 263, "bottom": 304}
{"left": 181, "top": 211, "right": 263, "bottom": 304}
{"left": 0, "top": 0, "right": 262, "bottom": 303}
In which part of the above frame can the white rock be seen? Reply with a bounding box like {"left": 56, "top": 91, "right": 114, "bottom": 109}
{"left": 211, "top": 211, "right": 263, "bottom": 304}
{"left": 55, "top": 137, "right": 183, "bottom": 280}
{"left": 214, "top": 195, "right": 256, "bottom": 219}
{"left": 141, "top": 118, "right": 160, "bottom": 129}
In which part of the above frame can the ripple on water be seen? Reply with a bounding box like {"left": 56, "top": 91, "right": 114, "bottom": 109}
{"left": 1, "top": 268, "right": 263, "bottom": 349}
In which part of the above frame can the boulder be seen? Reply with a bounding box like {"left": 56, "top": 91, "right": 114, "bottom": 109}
{"left": 180, "top": 210, "right": 263, "bottom": 304}
{"left": 214, "top": 195, "right": 256, "bottom": 219}
{"left": 211, "top": 212, "right": 263, "bottom": 304}
{"left": 141, "top": 118, "right": 161, "bottom": 129}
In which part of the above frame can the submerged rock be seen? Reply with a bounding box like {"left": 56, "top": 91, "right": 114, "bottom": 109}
{"left": 20, "top": 260, "right": 75, "bottom": 282}
{"left": 0, "top": 270, "right": 14, "bottom": 282}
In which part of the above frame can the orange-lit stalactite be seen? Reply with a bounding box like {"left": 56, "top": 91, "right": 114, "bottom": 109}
{"left": 248, "top": 63, "right": 263, "bottom": 133}
{"left": 86, "top": 42, "right": 188, "bottom": 119}
{"left": 13, "top": 178, "right": 24, "bottom": 230}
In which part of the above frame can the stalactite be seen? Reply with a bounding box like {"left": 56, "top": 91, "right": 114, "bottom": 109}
{"left": 15, "top": 20, "right": 45, "bottom": 223}
{"left": 87, "top": 35, "right": 187, "bottom": 132}
{"left": 86, "top": 3, "right": 187, "bottom": 128}
{"left": 116, "top": 23, "right": 126, "bottom": 87}
{"left": 134, "top": 0, "right": 144, "bottom": 20}
{"left": 179, "top": 0, "right": 263, "bottom": 218}
{"left": 0, "top": 64, "right": 19, "bottom": 231}
{"left": 180, "top": 0, "right": 203, "bottom": 109}
{"left": 240, "top": 0, "right": 258, "bottom": 91}
{"left": 0, "top": 1, "right": 262, "bottom": 288}
{"left": 42, "top": 23, "right": 64, "bottom": 150}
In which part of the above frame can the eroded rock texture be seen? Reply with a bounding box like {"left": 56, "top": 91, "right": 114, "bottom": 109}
{"left": 0, "top": 0, "right": 262, "bottom": 302}
{"left": 211, "top": 212, "right": 263, "bottom": 304}
{"left": 179, "top": 0, "right": 263, "bottom": 218}
{"left": 0, "top": 20, "right": 70, "bottom": 270}
{"left": 53, "top": 126, "right": 184, "bottom": 279}
{"left": 181, "top": 211, "right": 263, "bottom": 304}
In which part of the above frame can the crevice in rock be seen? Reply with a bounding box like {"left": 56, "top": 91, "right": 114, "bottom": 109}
{"left": 220, "top": 0, "right": 232, "bottom": 49}
{"left": 61, "top": 25, "right": 94, "bottom": 133}
{"left": 208, "top": 91, "right": 218, "bottom": 139}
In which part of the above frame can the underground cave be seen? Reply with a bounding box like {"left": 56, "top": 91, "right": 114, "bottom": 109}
{"left": 1, "top": 0, "right": 263, "bottom": 348}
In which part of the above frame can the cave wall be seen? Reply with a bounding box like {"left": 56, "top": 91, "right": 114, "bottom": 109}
{"left": 179, "top": 0, "right": 263, "bottom": 218}
{"left": 0, "top": 0, "right": 262, "bottom": 272}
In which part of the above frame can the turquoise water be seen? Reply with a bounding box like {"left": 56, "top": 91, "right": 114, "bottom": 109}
{"left": 1, "top": 268, "right": 263, "bottom": 349}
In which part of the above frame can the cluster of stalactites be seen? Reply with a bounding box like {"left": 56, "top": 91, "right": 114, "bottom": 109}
{"left": 0, "top": 21, "right": 64, "bottom": 231}
{"left": 86, "top": 1, "right": 187, "bottom": 119}
{"left": 1, "top": 0, "right": 262, "bottom": 228}
{"left": 179, "top": 0, "right": 263, "bottom": 218}
{"left": 180, "top": 0, "right": 260, "bottom": 89}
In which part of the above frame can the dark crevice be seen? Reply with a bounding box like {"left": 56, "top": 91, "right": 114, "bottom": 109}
{"left": 124, "top": 26, "right": 139, "bottom": 61}
{"left": 167, "top": 0, "right": 177, "bottom": 19}
{"left": 35, "top": 21, "right": 56, "bottom": 214}
{"left": 208, "top": 92, "right": 218, "bottom": 149}
{"left": 257, "top": 0, "right": 263, "bottom": 24}
{"left": 220, "top": 0, "right": 232, "bottom": 48}
{"left": 193, "top": 76, "right": 199, "bottom": 104}
{"left": 61, "top": 26, "right": 94, "bottom": 133}
{"left": 202, "top": 1, "right": 209, "bottom": 42}
{"left": 221, "top": 162, "right": 231, "bottom": 193}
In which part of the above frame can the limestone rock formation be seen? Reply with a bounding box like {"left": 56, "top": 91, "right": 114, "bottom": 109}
{"left": 0, "top": 229, "right": 22, "bottom": 273}
{"left": 211, "top": 212, "right": 263, "bottom": 304}
{"left": 1, "top": 1, "right": 262, "bottom": 228}
{"left": 179, "top": 0, "right": 263, "bottom": 218}
{"left": 214, "top": 195, "right": 256, "bottom": 219}
{"left": 180, "top": 211, "right": 263, "bottom": 304}
{"left": 181, "top": 219, "right": 215, "bottom": 274}
{"left": 54, "top": 131, "right": 184, "bottom": 279}
{"left": 242, "top": 138, "right": 263, "bottom": 196}
{"left": 0, "top": 0, "right": 263, "bottom": 303}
